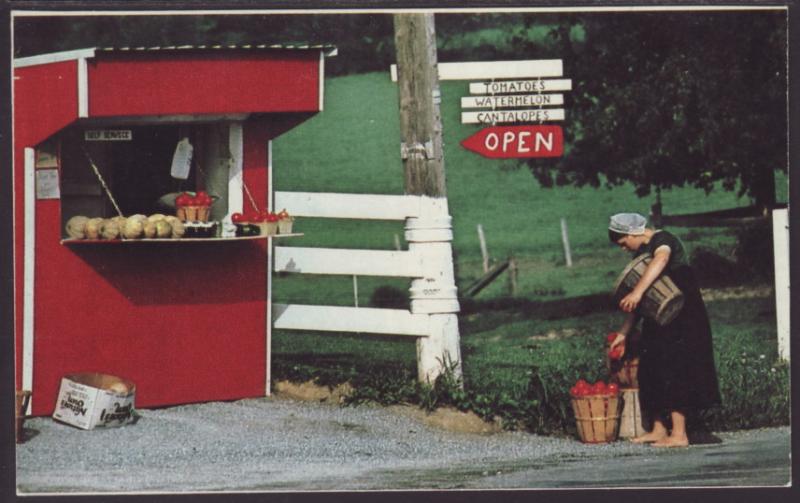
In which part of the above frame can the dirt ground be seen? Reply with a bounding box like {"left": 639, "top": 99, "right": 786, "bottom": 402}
{"left": 274, "top": 380, "right": 504, "bottom": 434}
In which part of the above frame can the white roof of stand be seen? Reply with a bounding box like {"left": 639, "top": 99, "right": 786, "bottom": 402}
{"left": 14, "top": 43, "right": 338, "bottom": 68}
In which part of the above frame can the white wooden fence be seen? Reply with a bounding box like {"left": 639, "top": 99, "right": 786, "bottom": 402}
{"left": 272, "top": 191, "right": 462, "bottom": 383}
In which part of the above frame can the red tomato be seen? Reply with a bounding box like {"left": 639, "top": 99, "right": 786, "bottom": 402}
{"left": 196, "top": 191, "right": 209, "bottom": 200}
{"left": 591, "top": 382, "right": 607, "bottom": 395}
{"left": 576, "top": 379, "right": 589, "bottom": 388}
{"left": 175, "top": 194, "right": 190, "bottom": 207}
{"left": 608, "top": 347, "right": 623, "bottom": 360}
{"left": 607, "top": 332, "right": 619, "bottom": 343}
{"left": 570, "top": 386, "right": 580, "bottom": 397}
{"left": 607, "top": 383, "right": 620, "bottom": 395}
{"left": 266, "top": 212, "right": 280, "bottom": 223}
{"left": 231, "top": 213, "right": 245, "bottom": 224}
{"left": 247, "top": 212, "right": 264, "bottom": 223}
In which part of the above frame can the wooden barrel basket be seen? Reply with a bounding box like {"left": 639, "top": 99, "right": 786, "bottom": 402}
{"left": 571, "top": 394, "right": 621, "bottom": 443}
{"left": 16, "top": 390, "right": 31, "bottom": 443}
{"left": 613, "top": 253, "right": 685, "bottom": 326}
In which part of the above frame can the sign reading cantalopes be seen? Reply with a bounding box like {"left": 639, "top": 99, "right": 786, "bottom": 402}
{"left": 391, "top": 59, "right": 571, "bottom": 158}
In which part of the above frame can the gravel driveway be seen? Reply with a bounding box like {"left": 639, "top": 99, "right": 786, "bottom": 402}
{"left": 15, "top": 395, "right": 791, "bottom": 493}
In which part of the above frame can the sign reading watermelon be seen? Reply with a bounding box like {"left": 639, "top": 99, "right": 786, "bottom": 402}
{"left": 461, "top": 125, "right": 563, "bottom": 158}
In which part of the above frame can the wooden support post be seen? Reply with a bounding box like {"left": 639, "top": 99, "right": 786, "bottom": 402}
{"left": 508, "top": 255, "right": 518, "bottom": 295}
{"left": 477, "top": 224, "right": 489, "bottom": 273}
{"left": 395, "top": 12, "right": 462, "bottom": 384}
{"left": 464, "top": 260, "right": 510, "bottom": 298}
{"left": 560, "top": 217, "right": 573, "bottom": 267}
{"left": 650, "top": 188, "right": 663, "bottom": 229}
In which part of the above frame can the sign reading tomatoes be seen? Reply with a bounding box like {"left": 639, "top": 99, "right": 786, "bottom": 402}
{"left": 461, "top": 125, "right": 563, "bottom": 158}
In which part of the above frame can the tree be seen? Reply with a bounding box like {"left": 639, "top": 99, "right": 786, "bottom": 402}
{"left": 525, "top": 11, "right": 787, "bottom": 211}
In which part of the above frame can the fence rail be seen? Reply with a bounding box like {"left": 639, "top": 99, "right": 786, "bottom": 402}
{"left": 273, "top": 303, "right": 430, "bottom": 337}
{"left": 275, "top": 191, "right": 423, "bottom": 220}
{"left": 274, "top": 246, "right": 423, "bottom": 277}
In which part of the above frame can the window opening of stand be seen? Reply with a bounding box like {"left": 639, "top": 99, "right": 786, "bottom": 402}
{"left": 55, "top": 122, "right": 237, "bottom": 241}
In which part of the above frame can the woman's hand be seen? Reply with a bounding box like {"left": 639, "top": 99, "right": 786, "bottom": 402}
{"left": 609, "top": 332, "right": 626, "bottom": 358}
{"left": 619, "top": 290, "right": 643, "bottom": 313}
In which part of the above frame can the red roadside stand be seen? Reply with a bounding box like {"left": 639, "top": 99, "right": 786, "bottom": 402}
{"left": 13, "top": 44, "right": 335, "bottom": 416}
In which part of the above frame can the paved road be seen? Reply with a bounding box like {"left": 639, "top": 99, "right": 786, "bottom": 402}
{"left": 15, "top": 395, "right": 791, "bottom": 493}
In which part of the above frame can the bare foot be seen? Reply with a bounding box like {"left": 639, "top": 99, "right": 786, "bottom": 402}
{"left": 652, "top": 435, "right": 689, "bottom": 448}
{"left": 631, "top": 431, "right": 667, "bottom": 444}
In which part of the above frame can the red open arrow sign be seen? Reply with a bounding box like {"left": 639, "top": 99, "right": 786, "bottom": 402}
{"left": 461, "top": 125, "right": 563, "bottom": 158}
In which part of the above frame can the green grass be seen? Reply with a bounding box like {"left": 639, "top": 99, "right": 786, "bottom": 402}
{"left": 268, "top": 71, "right": 788, "bottom": 431}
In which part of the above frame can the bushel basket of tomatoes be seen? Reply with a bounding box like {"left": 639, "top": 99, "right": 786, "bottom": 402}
{"left": 569, "top": 379, "right": 622, "bottom": 444}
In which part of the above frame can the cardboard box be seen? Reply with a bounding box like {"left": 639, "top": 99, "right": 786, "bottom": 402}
{"left": 52, "top": 373, "right": 136, "bottom": 430}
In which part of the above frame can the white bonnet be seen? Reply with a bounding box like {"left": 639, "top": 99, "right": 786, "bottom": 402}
{"left": 609, "top": 213, "right": 647, "bottom": 235}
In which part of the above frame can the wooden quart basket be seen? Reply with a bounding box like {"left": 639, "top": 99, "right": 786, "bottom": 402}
{"left": 618, "top": 388, "right": 645, "bottom": 439}
{"left": 571, "top": 394, "right": 621, "bottom": 444}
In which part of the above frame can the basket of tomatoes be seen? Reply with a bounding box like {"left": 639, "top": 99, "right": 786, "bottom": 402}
{"left": 569, "top": 379, "right": 621, "bottom": 443}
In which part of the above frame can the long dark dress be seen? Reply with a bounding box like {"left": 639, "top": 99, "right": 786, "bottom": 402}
{"left": 634, "top": 231, "right": 721, "bottom": 416}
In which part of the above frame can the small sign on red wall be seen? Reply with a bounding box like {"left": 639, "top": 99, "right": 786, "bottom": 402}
{"left": 461, "top": 125, "right": 563, "bottom": 158}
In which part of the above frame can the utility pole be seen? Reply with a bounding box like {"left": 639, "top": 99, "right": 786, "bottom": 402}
{"left": 394, "top": 13, "right": 446, "bottom": 196}
{"left": 394, "top": 13, "right": 462, "bottom": 384}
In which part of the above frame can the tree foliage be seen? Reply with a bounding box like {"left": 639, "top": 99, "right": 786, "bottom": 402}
{"left": 13, "top": 14, "right": 396, "bottom": 76}
{"left": 525, "top": 11, "right": 787, "bottom": 209}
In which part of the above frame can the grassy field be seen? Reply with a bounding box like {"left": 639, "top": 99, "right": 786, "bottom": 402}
{"left": 269, "top": 71, "right": 788, "bottom": 431}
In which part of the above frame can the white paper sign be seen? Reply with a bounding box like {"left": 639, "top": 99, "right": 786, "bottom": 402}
{"left": 35, "top": 169, "right": 60, "bottom": 199}
{"left": 170, "top": 137, "right": 193, "bottom": 180}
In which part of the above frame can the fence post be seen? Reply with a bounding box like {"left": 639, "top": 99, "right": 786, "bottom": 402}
{"left": 352, "top": 275, "right": 359, "bottom": 308}
{"left": 508, "top": 255, "right": 518, "bottom": 295}
{"left": 477, "top": 224, "right": 489, "bottom": 273}
{"left": 650, "top": 189, "right": 663, "bottom": 229}
{"left": 560, "top": 217, "right": 573, "bottom": 267}
{"left": 772, "top": 209, "right": 790, "bottom": 361}
{"left": 406, "top": 198, "right": 461, "bottom": 383}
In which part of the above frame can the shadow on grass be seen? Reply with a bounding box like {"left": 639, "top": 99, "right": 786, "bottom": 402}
{"left": 459, "top": 292, "right": 615, "bottom": 333}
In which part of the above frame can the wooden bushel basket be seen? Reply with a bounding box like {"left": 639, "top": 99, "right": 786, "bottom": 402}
{"left": 618, "top": 388, "right": 645, "bottom": 439}
{"left": 571, "top": 394, "right": 621, "bottom": 443}
{"left": 613, "top": 253, "right": 685, "bottom": 326}
{"left": 16, "top": 390, "right": 31, "bottom": 444}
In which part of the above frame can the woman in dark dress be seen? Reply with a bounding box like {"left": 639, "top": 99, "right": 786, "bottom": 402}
{"left": 607, "top": 213, "right": 721, "bottom": 447}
